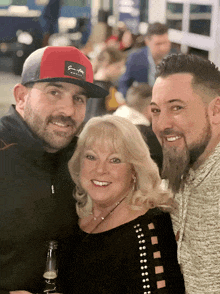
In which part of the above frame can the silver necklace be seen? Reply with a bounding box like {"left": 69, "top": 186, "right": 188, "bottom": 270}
{"left": 93, "top": 197, "right": 126, "bottom": 220}
{"left": 90, "top": 196, "right": 127, "bottom": 234}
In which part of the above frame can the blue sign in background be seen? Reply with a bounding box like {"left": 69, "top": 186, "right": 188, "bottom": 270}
{"left": 119, "top": 0, "right": 140, "bottom": 34}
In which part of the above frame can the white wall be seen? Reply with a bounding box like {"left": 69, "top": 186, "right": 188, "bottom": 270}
{"left": 149, "top": 0, "right": 167, "bottom": 23}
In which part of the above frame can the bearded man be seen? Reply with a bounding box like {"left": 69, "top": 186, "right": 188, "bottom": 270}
{"left": 0, "top": 46, "right": 108, "bottom": 294}
{"left": 150, "top": 53, "right": 220, "bottom": 294}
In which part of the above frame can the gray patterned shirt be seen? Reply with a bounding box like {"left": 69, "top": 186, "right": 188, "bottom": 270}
{"left": 171, "top": 142, "right": 220, "bottom": 293}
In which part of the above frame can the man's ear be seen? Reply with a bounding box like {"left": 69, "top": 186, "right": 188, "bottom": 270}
{"left": 13, "top": 84, "right": 29, "bottom": 116}
{"left": 210, "top": 97, "right": 220, "bottom": 125}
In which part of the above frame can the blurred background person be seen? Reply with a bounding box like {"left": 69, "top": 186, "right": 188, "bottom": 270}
{"left": 39, "top": 0, "right": 62, "bottom": 47}
{"left": 84, "top": 47, "right": 126, "bottom": 122}
{"left": 81, "top": 21, "right": 112, "bottom": 60}
{"left": 114, "top": 83, "right": 163, "bottom": 171}
{"left": 105, "top": 21, "right": 126, "bottom": 49}
{"left": 59, "top": 115, "right": 185, "bottom": 294}
{"left": 83, "top": 21, "right": 134, "bottom": 61}
{"left": 105, "top": 22, "right": 134, "bottom": 53}
{"left": 120, "top": 28, "right": 135, "bottom": 54}
{"left": 118, "top": 22, "right": 171, "bottom": 99}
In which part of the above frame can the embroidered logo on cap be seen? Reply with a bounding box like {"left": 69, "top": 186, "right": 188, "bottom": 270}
{"left": 64, "top": 61, "right": 86, "bottom": 80}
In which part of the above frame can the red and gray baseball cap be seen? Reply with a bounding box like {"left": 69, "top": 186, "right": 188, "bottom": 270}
{"left": 21, "top": 46, "right": 109, "bottom": 98}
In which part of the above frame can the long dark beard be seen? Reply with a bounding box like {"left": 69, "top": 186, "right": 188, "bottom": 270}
{"left": 160, "top": 110, "right": 212, "bottom": 193}
{"left": 161, "top": 135, "right": 211, "bottom": 194}
{"left": 161, "top": 144, "right": 190, "bottom": 193}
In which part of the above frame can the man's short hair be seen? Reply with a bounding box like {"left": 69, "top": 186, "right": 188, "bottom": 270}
{"left": 156, "top": 53, "right": 220, "bottom": 97}
{"left": 146, "top": 22, "right": 169, "bottom": 39}
{"left": 126, "top": 83, "right": 152, "bottom": 113}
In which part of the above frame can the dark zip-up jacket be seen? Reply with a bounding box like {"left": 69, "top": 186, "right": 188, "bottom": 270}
{"left": 0, "top": 105, "right": 78, "bottom": 294}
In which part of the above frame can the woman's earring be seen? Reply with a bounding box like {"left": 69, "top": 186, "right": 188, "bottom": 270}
{"left": 132, "top": 174, "right": 137, "bottom": 191}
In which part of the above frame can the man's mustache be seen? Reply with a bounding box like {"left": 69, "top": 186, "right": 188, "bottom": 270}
{"left": 159, "top": 128, "right": 183, "bottom": 137}
{"left": 48, "top": 115, "right": 76, "bottom": 127}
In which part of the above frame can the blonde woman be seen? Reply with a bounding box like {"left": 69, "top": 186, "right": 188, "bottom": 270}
{"left": 59, "top": 115, "right": 185, "bottom": 294}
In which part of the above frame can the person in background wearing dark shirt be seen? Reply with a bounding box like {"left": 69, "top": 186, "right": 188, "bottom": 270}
{"left": 118, "top": 22, "right": 171, "bottom": 98}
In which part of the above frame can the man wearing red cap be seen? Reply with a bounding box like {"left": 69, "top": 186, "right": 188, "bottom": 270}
{"left": 0, "top": 46, "right": 108, "bottom": 294}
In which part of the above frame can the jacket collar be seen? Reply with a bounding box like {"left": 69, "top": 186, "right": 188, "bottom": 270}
{"left": 0, "top": 105, "right": 77, "bottom": 168}
{"left": 1, "top": 105, "right": 45, "bottom": 152}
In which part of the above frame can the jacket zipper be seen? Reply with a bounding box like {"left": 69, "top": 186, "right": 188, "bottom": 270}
{"left": 51, "top": 184, "right": 55, "bottom": 194}
{"left": 51, "top": 177, "right": 55, "bottom": 195}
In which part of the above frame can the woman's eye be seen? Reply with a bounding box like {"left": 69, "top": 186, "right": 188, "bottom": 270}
{"left": 85, "top": 154, "right": 95, "bottom": 160}
{"left": 110, "top": 158, "right": 121, "bottom": 163}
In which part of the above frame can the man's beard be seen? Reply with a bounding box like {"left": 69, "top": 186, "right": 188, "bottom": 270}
{"left": 161, "top": 126, "right": 211, "bottom": 193}
{"left": 23, "top": 95, "right": 78, "bottom": 152}
{"left": 161, "top": 143, "right": 190, "bottom": 193}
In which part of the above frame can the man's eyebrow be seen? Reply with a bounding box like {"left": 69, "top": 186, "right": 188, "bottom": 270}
{"left": 150, "top": 99, "right": 185, "bottom": 106}
{"left": 76, "top": 89, "right": 89, "bottom": 97}
{"left": 46, "top": 82, "right": 64, "bottom": 88}
{"left": 46, "top": 82, "right": 89, "bottom": 97}
{"left": 168, "top": 99, "right": 185, "bottom": 103}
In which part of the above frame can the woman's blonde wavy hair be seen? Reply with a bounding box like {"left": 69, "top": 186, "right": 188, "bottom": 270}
{"left": 68, "top": 115, "right": 172, "bottom": 218}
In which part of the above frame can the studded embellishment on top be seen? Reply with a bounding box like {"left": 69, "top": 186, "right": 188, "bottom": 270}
{"left": 133, "top": 221, "right": 166, "bottom": 293}
{"left": 134, "top": 223, "right": 151, "bottom": 294}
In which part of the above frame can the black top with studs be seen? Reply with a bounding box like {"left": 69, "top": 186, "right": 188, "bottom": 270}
{"left": 58, "top": 208, "right": 185, "bottom": 294}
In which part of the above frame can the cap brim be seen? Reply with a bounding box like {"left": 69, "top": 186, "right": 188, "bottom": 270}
{"left": 23, "top": 77, "right": 109, "bottom": 98}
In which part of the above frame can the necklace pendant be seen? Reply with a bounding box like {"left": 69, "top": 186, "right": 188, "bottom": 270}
{"left": 101, "top": 217, "right": 104, "bottom": 220}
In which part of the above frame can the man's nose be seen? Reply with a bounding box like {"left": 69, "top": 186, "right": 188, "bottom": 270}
{"left": 153, "top": 111, "right": 174, "bottom": 133}
{"left": 58, "top": 94, "right": 77, "bottom": 117}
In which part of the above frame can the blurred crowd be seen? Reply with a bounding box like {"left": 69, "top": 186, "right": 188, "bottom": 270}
{"left": 76, "top": 21, "right": 174, "bottom": 119}
{"left": 45, "top": 20, "right": 149, "bottom": 120}
{"left": 64, "top": 20, "right": 174, "bottom": 171}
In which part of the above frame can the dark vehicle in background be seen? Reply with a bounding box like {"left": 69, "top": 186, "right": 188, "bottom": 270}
{"left": 0, "top": 4, "right": 42, "bottom": 75}
{"left": 0, "top": 0, "right": 91, "bottom": 75}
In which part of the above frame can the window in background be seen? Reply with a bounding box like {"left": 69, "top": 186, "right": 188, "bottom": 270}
{"left": 188, "top": 46, "right": 209, "bottom": 59}
{"left": 63, "top": 0, "right": 87, "bottom": 7}
{"left": 35, "top": 0, "right": 49, "bottom": 5}
{"left": 0, "top": 0, "right": 12, "bottom": 5}
{"left": 109, "top": 0, "right": 113, "bottom": 12}
{"left": 12, "top": 0, "right": 27, "bottom": 5}
{"left": 140, "top": 0, "right": 148, "bottom": 23}
{"left": 171, "top": 42, "right": 181, "bottom": 54}
{"left": 189, "top": 4, "right": 212, "bottom": 36}
{"left": 166, "top": 2, "right": 183, "bottom": 31}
